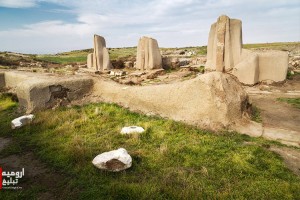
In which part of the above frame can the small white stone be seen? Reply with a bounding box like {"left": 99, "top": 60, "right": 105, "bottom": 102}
{"left": 92, "top": 148, "right": 132, "bottom": 172}
{"left": 120, "top": 126, "right": 145, "bottom": 134}
{"left": 11, "top": 114, "right": 35, "bottom": 129}
{"left": 109, "top": 71, "right": 115, "bottom": 76}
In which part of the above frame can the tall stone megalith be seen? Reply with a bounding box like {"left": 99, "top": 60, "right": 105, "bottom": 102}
{"left": 206, "top": 15, "right": 243, "bottom": 72}
{"left": 93, "top": 34, "right": 111, "bottom": 71}
{"left": 206, "top": 15, "right": 288, "bottom": 85}
{"left": 136, "top": 36, "right": 162, "bottom": 70}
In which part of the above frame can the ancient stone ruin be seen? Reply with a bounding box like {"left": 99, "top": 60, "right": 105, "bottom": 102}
{"left": 87, "top": 53, "right": 93, "bottom": 69}
{"left": 92, "top": 71, "right": 249, "bottom": 131}
{"left": 206, "top": 15, "right": 288, "bottom": 84}
{"left": 86, "top": 34, "right": 111, "bottom": 71}
{"left": 136, "top": 36, "right": 162, "bottom": 70}
{"left": 2, "top": 15, "right": 298, "bottom": 146}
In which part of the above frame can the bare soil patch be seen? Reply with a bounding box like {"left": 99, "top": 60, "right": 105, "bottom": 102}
{"left": 0, "top": 137, "right": 11, "bottom": 151}
{"left": 245, "top": 74, "right": 300, "bottom": 146}
{"left": 0, "top": 137, "right": 74, "bottom": 199}
{"left": 270, "top": 146, "right": 300, "bottom": 176}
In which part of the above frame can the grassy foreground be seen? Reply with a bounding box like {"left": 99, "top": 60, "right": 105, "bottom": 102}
{"left": 0, "top": 94, "right": 299, "bottom": 199}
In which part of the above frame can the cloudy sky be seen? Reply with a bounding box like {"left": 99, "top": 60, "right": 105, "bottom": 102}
{"left": 0, "top": 0, "right": 299, "bottom": 54}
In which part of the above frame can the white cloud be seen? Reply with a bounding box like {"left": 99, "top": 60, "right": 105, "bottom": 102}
{"left": 0, "top": 0, "right": 38, "bottom": 8}
{"left": 0, "top": 0, "right": 299, "bottom": 53}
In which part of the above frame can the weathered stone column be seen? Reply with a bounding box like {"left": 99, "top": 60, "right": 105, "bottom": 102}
{"left": 206, "top": 15, "right": 242, "bottom": 72}
{"left": 136, "top": 36, "right": 162, "bottom": 70}
{"left": 87, "top": 53, "right": 94, "bottom": 68}
{"left": 93, "top": 34, "right": 111, "bottom": 71}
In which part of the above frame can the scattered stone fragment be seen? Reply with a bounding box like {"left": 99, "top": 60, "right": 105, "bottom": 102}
{"left": 118, "top": 77, "right": 144, "bottom": 85}
{"left": 11, "top": 114, "right": 35, "bottom": 129}
{"left": 110, "top": 70, "right": 126, "bottom": 76}
{"left": 92, "top": 148, "right": 132, "bottom": 172}
{"left": 124, "top": 61, "right": 134, "bottom": 68}
{"left": 130, "top": 72, "right": 146, "bottom": 77}
{"left": 162, "top": 56, "right": 192, "bottom": 70}
{"left": 146, "top": 69, "right": 166, "bottom": 79}
{"left": 120, "top": 126, "right": 145, "bottom": 134}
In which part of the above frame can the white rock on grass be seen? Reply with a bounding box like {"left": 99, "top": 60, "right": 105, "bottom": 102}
{"left": 120, "top": 126, "right": 145, "bottom": 134}
{"left": 11, "top": 114, "right": 35, "bottom": 129}
{"left": 92, "top": 148, "right": 132, "bottom": 172}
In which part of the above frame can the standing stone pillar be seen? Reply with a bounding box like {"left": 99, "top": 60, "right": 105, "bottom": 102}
{"left": 136, "top": 36, "right": 162, "bottom": 70}
{"left": 93, "top": 34, "right": 111, "bottom": 71}
{"left": 87, "top": 53, "right": 94, "bottom": 69}
{"left": 206, "top": 15, "right": 288, "bottom": 85}
{"left": 206, "top": 15, "right": 242, "bottom": 72}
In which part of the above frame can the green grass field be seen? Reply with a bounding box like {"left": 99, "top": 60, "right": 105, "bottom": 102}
{"left": 243, "top": 42, "right": 300, "bottom": 50}
{"left": 36, "top": 47, "right": 137, "bottom": 64}
{"left": 0, "top": 93, "right": 299, "bottom": 199}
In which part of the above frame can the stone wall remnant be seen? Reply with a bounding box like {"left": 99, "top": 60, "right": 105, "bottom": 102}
{"left": 93, "top": 34, "right": 112, "bottom": 71}
{"left": 1, "top": 71, "right": 93, "bottom": 113}
{"left": 92, "top": 71, "right": 249, "bottom": 131}
{"left": 136, "top": 36, "right": 162, "bottom": 70}
{"left": 206, "top": 15, "right": 288, "bottom": 85}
